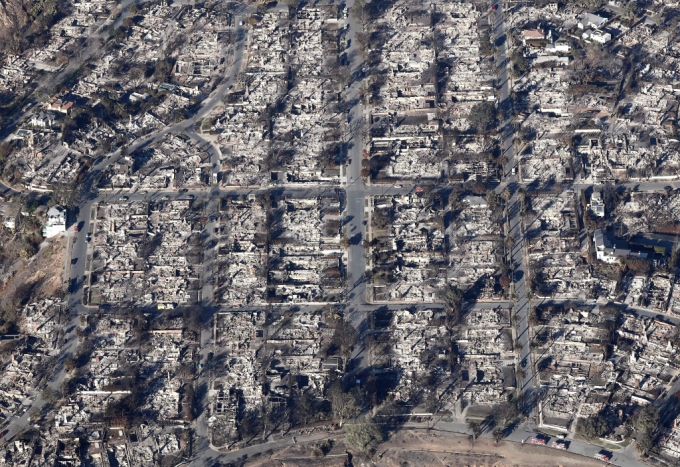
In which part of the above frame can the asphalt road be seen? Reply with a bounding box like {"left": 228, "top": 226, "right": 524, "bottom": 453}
{"left": 491, "top": 0, "right": 534, "bottom": 399}
{"left": 0, "top": 181, "right": 22, "bottom": 197}
{"left": 344, "top": 0, "right": 368, "bottom": 311}
{"left": 186, "top": 124, "right": 228, "bottom": 310}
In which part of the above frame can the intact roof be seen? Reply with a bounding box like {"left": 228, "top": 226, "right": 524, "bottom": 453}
{"left": 463, "top": 195, "right": 488, "bottom": 207}
{"left": 582, "top": 13, "right": 607, "bottom": 27}
{"left": 594, "top": 229, "right": 635, "bottom": 256}
{"left": 523, "top": 29, "right": 545, "bottom": 39}
{"left": 593, "top": 229, "right": 610, "bottom": 249}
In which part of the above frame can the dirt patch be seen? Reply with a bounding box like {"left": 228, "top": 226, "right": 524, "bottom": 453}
{"left": 0, "top": 236, "right": 66, "bottom": 330}
{"left": 373, "top": 431, "right": 606, "bottom": 467}
{"left": 244, "top": 442, "right": 349, "bottom": 467}
{"left": 244, "top": 430, "right": 607, "bottom": 467}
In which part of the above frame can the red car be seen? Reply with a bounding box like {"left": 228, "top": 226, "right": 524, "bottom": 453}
{"left": 492, "top": 4, "right": 498, "bottom": 10}
{"left": 531, "top": 436, "right": 547, "bottom": 445}
{"left": 551, "top": 440, "right": 567, "bottom": 450}
{"left": 594, "top": 451, "right": 611, "bottom": 461}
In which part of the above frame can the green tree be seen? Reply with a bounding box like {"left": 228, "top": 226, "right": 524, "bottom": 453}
{"left": 570, "top": 0, "right": 606, "bottom": 10}
{"left": 345, "top": 417, "right": 383, "bottom": 452}
{"left": 440, "top": 284, "right": 464, "bottom": 327}
{"left": 42, "top": 387, "right": 59, "bottom": 404}
{"left": 467, "top": 420, "right": 483, "bottom": 439}
{"left": 511, "top": 51, "right": 530, "bottom": 77}
{"left": 635, "top": 405, "right": 660, "bottom": 435}
{"left": 494, "top": 401, "right": 519, "bottom": 427}
{"left": 349, "top": 0, "right": 369, "bottom": 25}
{"left": 669, "top": 239, "right": 680, "bottom": 270}
{"left": 468, "top": 101, "right": 497, "bottom": 133}
{"left": 329, "top": 384, "right": 361, "bottom": 425}
{"left": 239, "top": 408, "right": 264, "bottom": 440}
{"left": 636, "top": 433, "right": 653, "bottom": 456}
{"left": 486, "top": 190, "right": 501, "bottom": 213}
{"left": 64, "top": 357, "right": 75, "bottom": 372}
{"left": 330, "top": 320, "right": 358, "bottom": 359}
{"left": 443, "top": 284, "right": 462, "bottom": 311}
{"left": 291, "top": 390, "right": 328, "bottom": 426}
{"left": 577, "top": 413, "right": 609, "bottom": 440}
{"left": 620, "top": 0, "right": 639, "bottom": 21}
{"left": 154, "top": 57, "right": 175, "bottom": 82}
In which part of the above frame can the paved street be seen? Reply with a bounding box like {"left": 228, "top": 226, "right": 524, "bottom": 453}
{"left": 344, "top": 0, "right": 368, "bottom": 311}
{"left": 491, "top": 0, "right": 535, "bottom": 400}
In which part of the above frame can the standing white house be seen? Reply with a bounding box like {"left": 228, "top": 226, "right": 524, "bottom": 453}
{"left": 43, "top": 206, "right": 66, "bottom": 238}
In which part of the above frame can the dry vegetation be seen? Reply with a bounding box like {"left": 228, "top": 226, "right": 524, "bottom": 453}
{"left": 0, "top": 236, "right": 65, "bottom": 332}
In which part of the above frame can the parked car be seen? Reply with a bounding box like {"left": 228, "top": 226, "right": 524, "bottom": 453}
{"left": 594, "top": 450, "right": 611, "bottom": 462}
{"left": 531, "top": 435, "right": 547, "bottom": 445}
{"left": 551, "top": 440, "right": 567, "bottom": 450}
